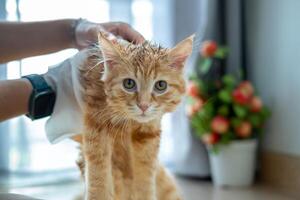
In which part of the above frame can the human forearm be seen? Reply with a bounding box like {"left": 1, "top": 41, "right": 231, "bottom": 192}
{"left": 0, "top": 19, "right": 76, "bottom": 63}
{"left": 0, "top": 79, "right": 32, "bottom": 121}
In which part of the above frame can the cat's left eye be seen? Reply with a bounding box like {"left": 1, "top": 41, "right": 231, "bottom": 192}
{"left": 154, "top": 80, "right": 168, "bottom": 93}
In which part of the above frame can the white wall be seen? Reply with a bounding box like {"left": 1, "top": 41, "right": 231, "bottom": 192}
{"left": 246, "top": 0, "right": 300, "bottom": 156}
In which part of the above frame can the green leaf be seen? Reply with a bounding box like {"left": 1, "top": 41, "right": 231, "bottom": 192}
{"left": 222, "top": 75, "right": 236, "bottom": 88}
{"left": 196, "top": 79, "right": 208, "bottom": 97}
{"left": 220, "top": 132, "right": 232, "bottom": 145}
{"left": 218, "top": 89, "right": 232, "bottom": 103}
{"left": 233, "top": 104, "right": 248, "bottom": 118}
{"left": 214, "top": 47, "right": 229, "bottom": 59}
{"left": 191, "top": 109, "right": 212, "bottom": 136}
{"left": 261, "top": 107, "right": 272, "bottom": 119}
{"left": 231, "top": 118, "right": 242, "bottom": 128}
{"left": 220, "top": 132, "right": 236, "bottom": 145}
{"left": 199, "top": 58, "right": 213, "bottom": 74}
{"left": 191, "top": 117, "right": 204, "bottom": 136}
{"left": 248, "top": 114, "right": 261, "bottom": 128}
{"left": 202, "top": 98, "right": 216, "bottom": 117}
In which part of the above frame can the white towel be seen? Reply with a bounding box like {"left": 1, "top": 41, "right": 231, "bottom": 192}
{"left": 44, "top": 38, "right": 128, "bottom": 143}
{"left": 44, "top": 50, "right": 88, "bottom": 144}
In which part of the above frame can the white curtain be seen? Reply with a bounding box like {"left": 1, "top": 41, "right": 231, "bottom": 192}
{"left": 152, "top": 0, "right": 211, "bottom": 176}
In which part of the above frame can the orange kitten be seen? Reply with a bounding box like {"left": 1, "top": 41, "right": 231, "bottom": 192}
{"left": 77, "top": 33, "right": 193, "bottom": 200}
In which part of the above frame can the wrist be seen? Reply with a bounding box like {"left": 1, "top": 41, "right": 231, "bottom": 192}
{"left": 69, "top": 18, "right": 84, "bottom": 49}
{"left": 20, "top": 78, "right": 34, "bottom": 114}
{"left": 65, "top": 19, "right": 77, "bottom": 49}
{"left": 21, "top": 77, "right": 33, "bottom": 90}
{"left": 60, "top": 19, "right": 79, "bottom": 49}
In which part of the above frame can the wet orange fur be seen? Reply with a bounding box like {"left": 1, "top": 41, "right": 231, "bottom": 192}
{"left": 76, "top": 34, "right": 193, "bottom": 200}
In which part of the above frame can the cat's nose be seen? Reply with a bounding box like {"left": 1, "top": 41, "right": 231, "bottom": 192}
{"left": 137, "top": 103, "right": 149, "bottom": 112}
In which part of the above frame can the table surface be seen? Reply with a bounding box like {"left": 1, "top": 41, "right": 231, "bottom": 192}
{"left": 0, "top": 175, "right": 296, "bottom": 200}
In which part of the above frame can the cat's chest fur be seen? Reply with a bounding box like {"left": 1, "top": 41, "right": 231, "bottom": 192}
{"left": 104, "top": 119, "right": 161, "bottom": 174}
{"left": 84, "top": 112, "right": 161, "bottom": 198}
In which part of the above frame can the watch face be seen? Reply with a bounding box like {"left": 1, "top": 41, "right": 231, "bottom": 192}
{"left": 33, "top": 90, "right": 56, "bottom": 119}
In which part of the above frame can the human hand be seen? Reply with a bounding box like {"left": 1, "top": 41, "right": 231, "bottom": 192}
{"left": 74, "top": 20, "right": 145, "bottom": 49}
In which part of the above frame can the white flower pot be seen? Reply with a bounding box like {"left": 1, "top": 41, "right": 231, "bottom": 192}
{"left": 208, "top": 139, "right": 258, "bottom": 187}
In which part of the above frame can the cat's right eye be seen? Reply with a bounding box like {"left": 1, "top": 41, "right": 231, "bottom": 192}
{"left": 123, "top": 78, "right": 137, "bottom": 92}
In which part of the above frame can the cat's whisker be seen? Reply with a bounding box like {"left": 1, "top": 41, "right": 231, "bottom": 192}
{"left": 86, "top": 60, "right": 104, "bottom": 75}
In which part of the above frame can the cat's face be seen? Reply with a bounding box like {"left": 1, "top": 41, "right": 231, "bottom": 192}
{"left": 99, "top": 34, "right": 194, "bottom": 123}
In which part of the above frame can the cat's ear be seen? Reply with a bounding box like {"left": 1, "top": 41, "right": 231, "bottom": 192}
{"left": 98, "top": 32, "right": 121, "bottom": 64}
{"left": 98, "top": 33, "right": 121, "bottom": 81}
{"left": 168, "top": 34, "right": 194, "bottom": 70}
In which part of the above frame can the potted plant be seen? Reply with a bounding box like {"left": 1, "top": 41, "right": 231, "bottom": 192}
{"left": 186, "top": 41, "right": 270, "bottom": 187}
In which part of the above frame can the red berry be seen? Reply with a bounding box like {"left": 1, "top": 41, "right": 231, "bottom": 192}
{"left": 202, "top": 133, "right": 220, "bottom": 145}
{"left": 232, "top": 88, "right": 251, "bottom": 105}
{"left": 211, "top": 116, "right": 229, "bottom": 134}
{"left": 187, "top": 81, "right": 199, "bottom": 97}
{"left": 239, "top": 81, "right": 254, "bottom": 97}
{"left": 201, "top": 41, "right": 218, "bottom": 57}
{"left": 186, "top": 98, "right": 203, "bottom": 117}
{"left": 235, "top": 121, "right": 252, "bottom": 138}
{"left": 250, "top": 96, "right": 263, "bottom": 112}
{"left": 193, "top": 98, "right": 204, "bottom": 111}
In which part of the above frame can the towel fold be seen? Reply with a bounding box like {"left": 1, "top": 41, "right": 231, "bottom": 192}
{"left": 44, "top": 50, "right": 88, "bottom": 144}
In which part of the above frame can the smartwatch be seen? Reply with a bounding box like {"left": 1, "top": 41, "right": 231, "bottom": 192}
{"left": 22, "top": 74, "right": 56, "bottom": 120}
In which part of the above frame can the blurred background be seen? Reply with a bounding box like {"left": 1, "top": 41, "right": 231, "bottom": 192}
{"left": 0, "top": 0, "right": 299, "bottom": 199}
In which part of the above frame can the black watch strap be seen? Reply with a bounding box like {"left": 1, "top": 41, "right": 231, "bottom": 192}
{"left": 22, "top": 74, "right": 56, "bottom": 120}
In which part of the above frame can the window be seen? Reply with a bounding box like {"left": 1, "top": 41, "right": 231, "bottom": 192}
{"left": 1, "top": 0, "right": 156, "bottom": 187}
